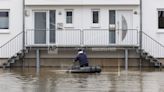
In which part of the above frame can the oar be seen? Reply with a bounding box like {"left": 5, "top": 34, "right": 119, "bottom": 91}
{"left": 66, "top": 60, "right": 75, "bottom": 73}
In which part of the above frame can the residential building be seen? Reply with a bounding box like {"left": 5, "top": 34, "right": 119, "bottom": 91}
{"left": 0, "top": 0, "right": 163, "bottom": 67}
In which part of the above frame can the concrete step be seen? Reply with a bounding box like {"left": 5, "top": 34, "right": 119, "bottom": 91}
{"left": 6, "top": 63, "right": 10, "bottom": 67}
{"left": 17, "top": 51, "right": 22, "bottom": 55}
{"left": 145, "top": 55, "right": 153, "bottom": 60}
{"left": 149, "top": 59, "right": 154, "bottom": 63}
{"left": 147, "top": 55, "right": 153, "bottom": 59}
{"left": 136, "top": 49, "right": 144, "bottom": 53}
{"left": 22, "top": 48, "right": 29, "bottom": 54}
{"left": 10, "top": 59, "right": 15, "bottom": 64}
{"left": 11, "top": 56, "right": 16, "bottom": 59}
{"left": 141, "top": 52, "right": 148, "bottom": 56}
{"left": 153, "top": 59, "right": 158, "bottom": 62}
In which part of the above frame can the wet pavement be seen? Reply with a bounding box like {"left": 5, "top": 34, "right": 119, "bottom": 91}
{"left": 0, "top": 67, "right": 163, "bottom": 92}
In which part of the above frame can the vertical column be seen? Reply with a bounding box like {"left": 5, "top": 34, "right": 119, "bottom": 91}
{"left": 80, "top": 29, "right": 84, "bottom": 46}
{"left": 36, "top": 49, "right": 40, "bottom": 74}
{"left": 125, "top": 49, "right": 128, "bottom": 71}
{"left": 139, "top": 0, "right": 143, "bottom": 70}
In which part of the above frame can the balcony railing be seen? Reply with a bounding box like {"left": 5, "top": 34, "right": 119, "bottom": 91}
{"left": 0, "top": 32, "right": 23, "bottom": 58}
{"left": 142, "top": 31, "right": 164, "bottom": 58}
{"left": 25, "top": 29, "right": 139, "bottom": 47}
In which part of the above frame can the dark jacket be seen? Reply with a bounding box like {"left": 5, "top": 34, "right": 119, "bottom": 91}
{"left": 75, "top": 53, "right": 88, "bottom": 66}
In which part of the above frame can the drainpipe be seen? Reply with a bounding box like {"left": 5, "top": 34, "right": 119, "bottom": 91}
{"left": 140, "top": 0, "right": 142, "bottom": 50}
{"left": 23, "top": 0, "right": 25, "bottom": 50}
{"left": 139, "top": 0, "right": 143, "bottom": 69}
{"left": 22, "top": 0, "right": 25, "bottom": 67}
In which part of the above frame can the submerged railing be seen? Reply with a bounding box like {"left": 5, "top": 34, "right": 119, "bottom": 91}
{"left": 0, "top": 32, "right": 23, "bottom": 58}
{"left": 25, "top": 29, "right": 139, "bottom": 47}
{"left": 142, "top": 31, "right": 164, "bottom": 58}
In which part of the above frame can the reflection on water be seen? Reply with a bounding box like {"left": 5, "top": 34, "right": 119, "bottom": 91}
{"left": 0, "top": 68, "right": 164, "bottom": 92}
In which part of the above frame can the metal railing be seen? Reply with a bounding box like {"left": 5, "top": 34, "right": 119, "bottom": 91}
{"left": 25, "top": 29, "right": 139, "bottom": 47}
{"left": 1, "top": 29, "right": 164, "bottom": 59}
{"left": 83, "top": 29, "right": 139, "bottom": 46}
{"left": 26, "top": 29, "right": 81, "bottom": 46}
{"left": 0, "top": 32, "right": 23, "bottom": 58}
{"left": 142, "top": 31, "right": 164, "bottom": 58}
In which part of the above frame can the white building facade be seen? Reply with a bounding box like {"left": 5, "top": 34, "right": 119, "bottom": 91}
{"left": 0, "top": 0, "right": 23, "bottom": 59}
{"left": 25, "top": 0, "right": 139, "bottom": 46}
{"left": 0, "top": 0, "right": 23, "bottom": 46}
{"left": 142, "top": 0, "right": 164, "bottom": 58}
{"left": 0, "top": 0, "right": 164, "bottom": 59}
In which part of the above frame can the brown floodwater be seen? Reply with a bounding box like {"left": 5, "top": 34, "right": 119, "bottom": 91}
{"left": 0, "top": 67, "right": 164, "bottom": 92}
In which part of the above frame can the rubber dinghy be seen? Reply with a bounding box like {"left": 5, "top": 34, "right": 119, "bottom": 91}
{"left": 67, "top": 66, "right": 101, "bottom": 73}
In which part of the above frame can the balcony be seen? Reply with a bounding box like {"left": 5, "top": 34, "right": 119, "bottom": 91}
{"left": 25, "top": 29, "right": 139, "bottom": 48}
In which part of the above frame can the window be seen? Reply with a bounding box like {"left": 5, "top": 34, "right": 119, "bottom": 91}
{"left": 66, "top": 11, "right": 73, "bottom": 24}
{"left": 158, "top": 11, "right": 164, "bottom": 29}
{"left": 109, "top": 10, "right": 116, "bottom": 43}
{"left": 0, "top": 11, "right": 9, "bottom": 29}
{"left": 109, "top": 10, "right": 115, "bottom": 25}
{"left": 92, "top": 10, "right": 99, "bottom": 24}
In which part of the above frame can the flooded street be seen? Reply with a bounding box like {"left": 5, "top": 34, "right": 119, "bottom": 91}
{"left": 0, "top": 68, "right": 164, "bottom": 92}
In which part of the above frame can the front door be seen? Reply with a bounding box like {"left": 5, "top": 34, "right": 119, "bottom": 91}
{"left": 34, "top": 10, "right": 56, "bottom": 44}
{"left": 116, "top": 10, "right": 133, "bottom": 44}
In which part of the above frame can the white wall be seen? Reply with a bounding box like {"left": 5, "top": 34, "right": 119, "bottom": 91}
{"left": 25, "top": 0, "right": 139, "bottom": 5}
{"left": 0, "top": 0, "right": 23, "bottom": 46}
{"left": 25, "top": 5, "right": 139, "bottom": 30}
{"left": 142, "top": 0, "right": 164, "bottom": 44}
{"left": 142, "top": 0, "right": 164, "bottom": 57}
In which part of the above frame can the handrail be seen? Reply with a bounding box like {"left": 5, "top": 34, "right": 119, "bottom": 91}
{"left": 142, "top": 31, "right": 164, "bottom": 48}
{"left": 142, "top": 31, "right": 164, "bottom": 58}
{"left": 0, "top": 31, "right": 23, "bottom": 58}
{"left": 26, "top": 28, "right": 138, "bottom": 31}
{"left": 0, "top": 32, "right": 23, "bottom": 48}
{"left": 26, "top": 29, "right": 81, "bottom": 31}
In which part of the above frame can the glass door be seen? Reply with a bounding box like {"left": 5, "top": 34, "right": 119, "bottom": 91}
{"left": 49, "top": 10, "right": 56, "bottom": 43}
{"left": 109, "top": 10, "right": 116, "bottom": 44}
{"left": 34, "top": 12, "right": 47, "bottom": 44}
{"left": 34, "top": 10, "right": 56, "bottom": 44}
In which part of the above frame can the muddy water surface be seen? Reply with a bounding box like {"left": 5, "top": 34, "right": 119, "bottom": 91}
{"left": 0, "top": 68, "right": 163, "bottom": 92}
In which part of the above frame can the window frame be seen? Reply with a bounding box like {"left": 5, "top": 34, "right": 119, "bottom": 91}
{"left": 0, "top": 10, "right": 9, "bottom": 30}
{"left": 92, "top": 10, "right": 100, "bottom": 24}
{"left": 91, "top": 9, "right": 101, "bottom": 28}
{"left": 158, "top": 10, "right": 164, "bottom": 29}
{"left": 65, "top": 10, "right": 73, "bottom": 24}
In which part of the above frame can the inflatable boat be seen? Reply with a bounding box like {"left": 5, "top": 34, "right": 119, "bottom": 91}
{"left": 67, "top": 66, "right": 101, "bottom": 73}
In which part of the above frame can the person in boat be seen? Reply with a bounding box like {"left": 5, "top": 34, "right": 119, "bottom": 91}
{"left": 74, "top": 49, "right": 89, "bottom": 67}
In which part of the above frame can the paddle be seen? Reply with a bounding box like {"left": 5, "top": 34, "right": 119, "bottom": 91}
{"left": 66, "top": 60, "right": 75, "bottom": 73}
{"left": 71, "top": 60, "right": 75, "bottom": 69}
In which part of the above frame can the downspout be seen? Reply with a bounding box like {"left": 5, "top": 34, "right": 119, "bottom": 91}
{"left": 139, "top": 0, "right": 143, "bottom": 68}
{"left": 23, "top": 0, "right": 25, "bottom": 49}
{"left": 22, "top": 0, "right": 25, "bottom": 67}
{"left": 140, "top": 0, "right": 142, "bottom": 49}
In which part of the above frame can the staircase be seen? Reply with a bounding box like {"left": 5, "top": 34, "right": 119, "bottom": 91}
{"left": 0, "top": 32, "right": 27, "bottom": 68}
{"left": 3, "top": 49, "right": 28, "bottom": 68}
{"left": 0, "top": 30, "right": 164, "bottom": 68}
{"left": 136, "top": 31, "right": 164, "bottom": 68}
{"left": 136, "top": 49, "right": 162, "bottom": 68}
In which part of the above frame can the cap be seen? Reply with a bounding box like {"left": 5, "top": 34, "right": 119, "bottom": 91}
{"left": 78, "top": 48, "right": 83, "bottom": 51}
